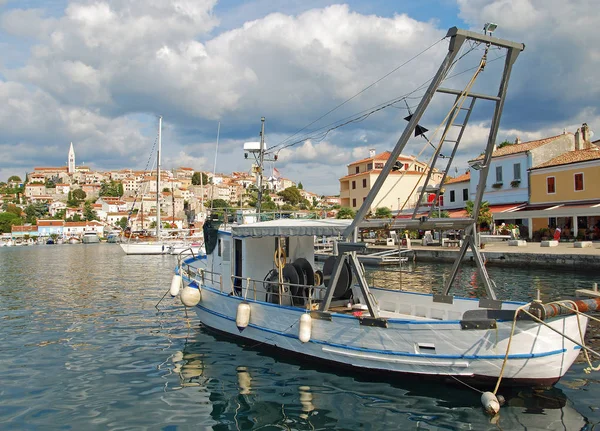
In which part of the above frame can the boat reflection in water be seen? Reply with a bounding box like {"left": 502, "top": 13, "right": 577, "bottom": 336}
{"left": 168, "top": 334, "right": 589, "bottom": 430}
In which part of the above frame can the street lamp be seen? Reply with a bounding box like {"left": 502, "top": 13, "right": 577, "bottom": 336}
{"left": 483, "top": 22, "right": 498, "bottom": 36}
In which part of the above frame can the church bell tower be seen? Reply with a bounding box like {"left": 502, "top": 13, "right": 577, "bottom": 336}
{"left": 68, "top": 142, "right": 76, "bottom": 174}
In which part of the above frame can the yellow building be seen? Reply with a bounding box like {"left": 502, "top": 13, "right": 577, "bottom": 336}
{"left": 500, "top": 146, "right": 600, "bottom": 239}
{"left": 339, "top": 150, "right": 442, "bottom": 213}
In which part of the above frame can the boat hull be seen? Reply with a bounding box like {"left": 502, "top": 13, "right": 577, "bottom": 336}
{"left": 186, "top": 282, "right": 585, "bottom": 388}
{"left": 120, "top": 242, "right": 168, "bottom": 255}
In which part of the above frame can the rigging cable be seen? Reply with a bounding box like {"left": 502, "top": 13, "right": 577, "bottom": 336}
{"left": 268, "top": 36, "right": 447, "bottom": 152}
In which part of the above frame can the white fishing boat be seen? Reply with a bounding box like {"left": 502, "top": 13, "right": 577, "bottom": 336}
{"left": 81, "top": 232, "right": 99, "bottom": 244}
{"left": 171, "top": 27, "right": 600, "bottom": 403}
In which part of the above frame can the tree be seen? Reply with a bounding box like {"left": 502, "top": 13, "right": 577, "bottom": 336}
{"left": 465, "top": 200, "right": 492, "bottom": 228}
{"left": 117, "top": 217, "right": 128, "bottom": 230}
{"left": 278, "top": 186, "right": 302, "bottom": 206}
{"left": 72, "top": 188, "right": 87, "bottom": 202}
{"left": 24, "top": 202, "right": 48, "bottom": 224}
{"left": 99, "top": 180, "right": 123, "bottom": 197}
{"left": 83, "top": 201, "right": 98, "bottom": 221}
{"left": 208, "top": 199, "right": 229, "bottom": 209}
{"left": 163, "top": 187, "right": 171, "bottom": 192}
{"left": 298, "top": 182, "right": 303, "bottom": 190}
{"left": 192, "top": 172, "right": 210, "bottom": 186}
{"left": 336, "top": 207, "right": 355, "bottom": 219}
{"left": 0, "top": 212, "right": 21, "bottom": 233}
{"left": 375, "top": 207, "right": 392, "bottom": 218}
{"left": 261, "top": 199, "right": 277, "bottom": 211}
{"left": 8, "top": 175, "right": 21, "bottom": 182}
{"left": 497, "top": 140, "right": 513, "bottom": 149}
{"left": 5, "top": 204, "right": 22, "bottom": 217}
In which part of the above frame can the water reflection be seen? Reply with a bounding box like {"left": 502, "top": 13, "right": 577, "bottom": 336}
{"left": 170, "top": 329, "right": 590, "bottom": 430}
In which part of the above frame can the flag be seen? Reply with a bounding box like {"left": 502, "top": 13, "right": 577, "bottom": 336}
{"left": 273, "top": 167, "right": 281, "bottom": 178}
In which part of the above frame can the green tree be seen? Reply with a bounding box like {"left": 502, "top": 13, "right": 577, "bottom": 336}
{"left": 278, "top": 186, "right": 302, "bottom": 206}
{"left": 99, "top": 180, "right": 123, "bottom": 197}
{"left": 375, "top": 207, "right": 392, "bottom": 218}
{"left": 24, "top": 202, "right": 48, "bottom": 224}
{"left": 5, "top": 203, "right": 22, "bottom": 218}
{"left": 191, "top": 172, "right": 209, "bottom": 186}
{"left": 83, "top": 201, "right": 98, "bottom": 221}
{"left": 465, "top": 200, "right": 492, "bottom": 227}
{"left": 0, "top": 212, "right": 21, "bottom": 233}
{"left": 72, "top": 188, "right": 87, "bottom": 202}
{"left": 497, "top": 140, "right": 513, "bottom": 149}
{"left": 261, "top": 199, "right": 277, "bottom": 211}
{"left": 163, "top": 187, "right": 171, "bottom": 192}
{"left": 281, "top": 203, "right": 295, "bottom": 211}
{"left": 336, "top": 207, "right": 355, "bottom": 219}
{"left": 208, "top": 199, "right": 229, "bottom": 209}
{"left": 298, "top": 182, "right": 303, "bottom": 190}
{"left": 117, "top": 217, "right": 128, "bottom": 230}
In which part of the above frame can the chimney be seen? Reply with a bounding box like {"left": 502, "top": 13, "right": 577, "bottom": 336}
{"left": 514, "top": 136, "right": 521, "bottom": 145}
{"left": 582, "top": 123, "right": 591, "bottom": 149}
{"left": 575, "top": 127, "right": 582, "bottom": 151}
{"left": 369, "top": 148, "right": 376, "bottom": 158}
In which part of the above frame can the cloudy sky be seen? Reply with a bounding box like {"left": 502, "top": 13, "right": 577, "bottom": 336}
{"left": 0, "top": 0, "right": 598, "bottom": 195}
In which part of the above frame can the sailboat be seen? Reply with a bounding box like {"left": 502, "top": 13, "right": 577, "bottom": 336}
{"left": 171, "top": 27, "right": 599, "bottom": 401}
{"left": 120, "top": 117, "right": 205, "bottom": 256}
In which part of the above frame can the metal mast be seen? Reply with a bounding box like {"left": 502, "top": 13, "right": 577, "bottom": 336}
{"left": 256, "top": 117, "right": 266, "bottom": 215}
{"left": 320, "top": 27, "right": 525, "bottom": 316}
{"left": 156, "top": 116, "right": 162, "bottom": 239}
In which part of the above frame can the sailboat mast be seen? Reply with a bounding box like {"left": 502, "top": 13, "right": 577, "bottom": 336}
{"left": 156, "top": 116, "right": 162, "bottom": 239}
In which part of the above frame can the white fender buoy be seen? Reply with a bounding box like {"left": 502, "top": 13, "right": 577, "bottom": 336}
{"left": 180, "top": 285, "right": 201, "bottom": 307}
{"left": 298, "top": 313, "right": 312, "bottom": 343}
{"left": 236, "top": 302, "right": 251, "bottom": 332}
{"left": 170, "top": 273, "right": 182, "bottom": 297}
{"left": 481, "top": 391, "right": 500, "bottom": 415}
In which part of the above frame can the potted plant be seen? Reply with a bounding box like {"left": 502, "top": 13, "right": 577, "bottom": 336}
{"left": 492, "top": 182, "right": 503, "bottom": 189}
{"left": 510, "top": 180, "right": 521, "bottom": 188}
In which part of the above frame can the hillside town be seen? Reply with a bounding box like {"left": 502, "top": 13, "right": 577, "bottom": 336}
{"left": 1, "top": 123, "right": 600, "bottom": 244}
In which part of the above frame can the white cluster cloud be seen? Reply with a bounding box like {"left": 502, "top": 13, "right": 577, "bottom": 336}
{"left": 0, "top": 0, "right": 598, "bottom": 194}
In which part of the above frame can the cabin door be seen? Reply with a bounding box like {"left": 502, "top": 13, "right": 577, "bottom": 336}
{"left": 234, "top": 239, "right": 243, "bottom": 295}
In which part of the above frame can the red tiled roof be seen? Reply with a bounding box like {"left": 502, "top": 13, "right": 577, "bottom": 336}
{"left": 349, "top": 151, "right": 414, "bottom": 166}
{"left": 531, "top": 147, "right": 600, "bottom": 169}
{"left": 444, "top": 172, "right": 470, "bottom": 185}
{"left": 37, "top": 220, "right": 64, "bottom": 226}
{"left": 340, "top": 169, "right": 429, "bottom": 181}
{"left": 470, "top": 133, "right": 573, "bottom": 161}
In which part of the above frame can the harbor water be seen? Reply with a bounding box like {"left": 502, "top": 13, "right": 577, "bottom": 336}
{"left": 1, "top": 244, "right": 599, "bottom": 430}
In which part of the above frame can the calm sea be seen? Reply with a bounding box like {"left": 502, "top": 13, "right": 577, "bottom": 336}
{"left": 1, "top": 244, "right": 599, "bottom": 430}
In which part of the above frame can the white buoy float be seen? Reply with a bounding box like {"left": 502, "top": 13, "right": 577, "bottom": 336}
{"left": 481, "top": 391, "right": 500, "bottom": 415}
{"left": 236, "top": 302, "right": 251, "bottom": 332}
{"left": 298, "top": 313, "right": 312, "bottom": 343}
{"left": 180, "top": 285, "right": 201, "bottom": 307}
{"left": 170, "top": 272, "right": 182, "bottom": 297}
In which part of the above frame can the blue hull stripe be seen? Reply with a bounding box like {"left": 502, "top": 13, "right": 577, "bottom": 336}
{"left": 196, "top": 304, "right": 568, "bottom": 361}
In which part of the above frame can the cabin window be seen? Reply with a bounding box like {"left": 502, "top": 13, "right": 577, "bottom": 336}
{"left": 547, "top": 176, "right": 555, "bottom": 194}
{"left": 496, "top": 166, "right": 503, "bottom": 183}
{"left": 352, "top": 198, "right": 357, "bottom": 207}
{"left": 352, "top": 181, "right": 356, "bottom": 190}
{"left": 574, "top": 173, "right": 584, "bottom": 191}
{"left": 222, "top": 239, "right": 231, "bottom": 262}
{"left": 513, "top": 163, "right": 521, "bottom": 180}
{"left": 462, "top": 188, "right": 469, "bottom": 201}
{"left": 449, "top": 190, "right": 455, "bottom": 202}
{"left": 362, "top": 178, "right": 367, "bottom": 188}
{"left": 355, "top": 166, "right": 359, "bottom": 174}
{"left": 366, "top": 163, "right": 373, "bottom": 170}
